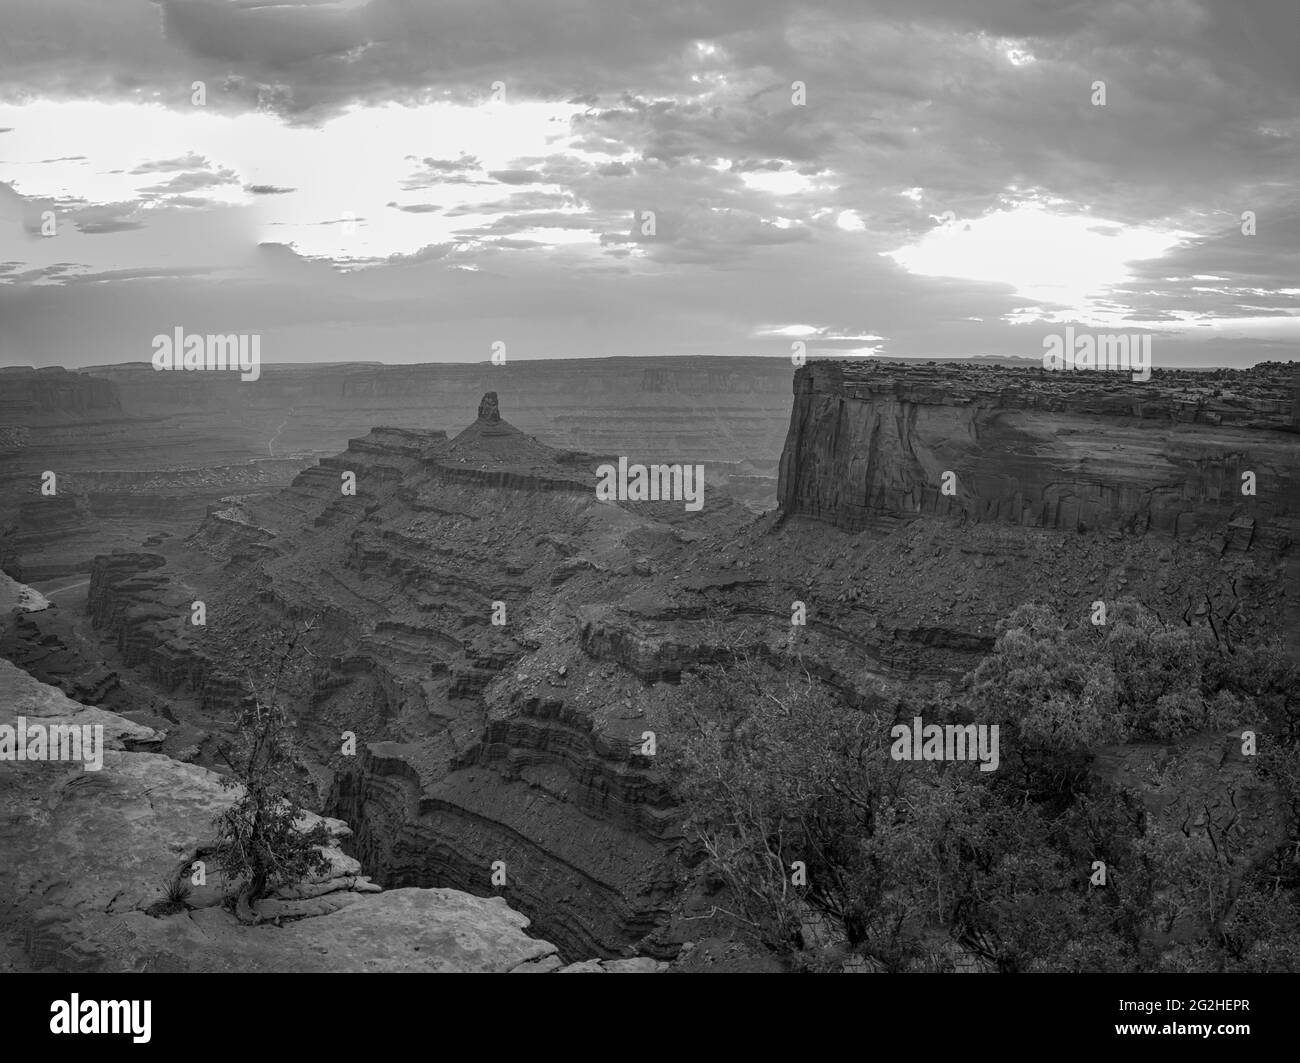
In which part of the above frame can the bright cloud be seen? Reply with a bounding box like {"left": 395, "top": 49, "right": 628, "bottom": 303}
{"left": 883, "top": 205, "right": 1194, "bottom": 323}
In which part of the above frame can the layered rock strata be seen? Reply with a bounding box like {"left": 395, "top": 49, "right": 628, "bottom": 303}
{"left": 779, "top": 359, "right": 1299, "bottom": 540}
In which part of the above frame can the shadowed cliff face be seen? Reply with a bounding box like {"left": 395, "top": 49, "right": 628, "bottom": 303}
{"left": 778, "top": 360, "right": 1300, "bottom": 657}
{"left": 779, "top": 360, "right": 1300, "bottom": 540}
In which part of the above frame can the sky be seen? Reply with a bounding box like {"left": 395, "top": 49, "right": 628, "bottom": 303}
{"left": 0, "top": 0, "right": 1297, "bottom": 369}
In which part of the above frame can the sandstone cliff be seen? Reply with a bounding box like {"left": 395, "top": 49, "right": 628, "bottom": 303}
{"left": 778, "top": 359, "right": 1298, "bottom": 541}
{"left": 778, "top": 359, "right": 1300, "bottom": 654}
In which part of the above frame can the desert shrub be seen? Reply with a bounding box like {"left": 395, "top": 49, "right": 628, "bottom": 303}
{"left": 211, "top": 619, "right": 331, "bottom": 919}
{"left": 661, "top": 602, "right": 1299, "bottom": 971}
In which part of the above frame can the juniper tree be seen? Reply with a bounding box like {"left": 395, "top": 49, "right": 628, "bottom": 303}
{"left": 211, "top": 617, "right": 331, "bottom": 922}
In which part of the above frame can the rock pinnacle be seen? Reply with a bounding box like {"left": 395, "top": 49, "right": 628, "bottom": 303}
{"left": 477, "top": 392, "right": 501, "bottom": 423}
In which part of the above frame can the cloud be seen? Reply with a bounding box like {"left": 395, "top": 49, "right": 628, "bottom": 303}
{"left": 139, "top": 168, "right": 239, "bottom": 194}
{"left": 0, "top": 0, "right": 1295, "bottom": 368}
{"left": 415, "top": 155, "right": 481, "bottom": 173}
{"left": 485, "top": 237, "right": 545, "bottom": 250}
{"left": 401, "top": 154, "right": 490, "bottom": 189}
{"left": 488, "top": 169, "right": 546, "bottom": 185}
{"left": 68, "top": 201, "right": 145, "bottom": 235}
{"left": 731, "top": 158, "right": 786, "bottom": 173}
{"left": 131, "top": 152, "right": 212, "bottom": 174}
{"left": 75, "top": 219, "right": 144, "bottom": 234}
{"left": 381, "top": 242, "right": 456, "bottom": 266}
{"left": 59, "top": 265, "right": 216, "bottom": 284}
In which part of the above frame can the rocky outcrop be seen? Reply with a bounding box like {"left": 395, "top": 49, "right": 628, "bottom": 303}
{"left": 88, "top": 552, "right": 222, "bottom": 702}
{"left": 0, "top": 570, "right": 49, "bottom": 616}
{"left": 778, "top": 360, "right": 1299, "bottom": 541}
{"left": 778, "top": 360, "right": 1300, "bottom": 654}
{"left": 0, "top": 366, "right": 120, "bottom": 420}
{"left": 0, "top": 657, "right": 583, "bottom": 973}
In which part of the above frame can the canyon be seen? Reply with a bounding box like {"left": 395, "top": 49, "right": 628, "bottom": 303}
{"left": 0, "top": 357, "right": 791, "bottom": 583}
{"left": 0, "top": 633, "right": 660, "bottom": 973}
{"left": 2, "top": 356, "right": 1297, "bottom": 971}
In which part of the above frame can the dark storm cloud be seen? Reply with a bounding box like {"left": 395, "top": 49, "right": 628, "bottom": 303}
{"left": 1108, "top": 209, "right": 1300, "bottom": 321}
{"left": 576, "top": 97, "right": 834, "bottom": 168}
{"left": 598, "top": 205, "right": 815, "bottom": 265}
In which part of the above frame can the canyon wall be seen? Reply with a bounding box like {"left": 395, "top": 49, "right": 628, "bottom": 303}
{"left": 779, "top": 360, "right": 1299, "bottom": 544}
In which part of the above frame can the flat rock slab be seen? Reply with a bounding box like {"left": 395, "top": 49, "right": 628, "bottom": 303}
{"left": 0, "top": 573, "right": 49, "bottom": 617}
{"left": 1, "top": 659, "right": 562, "bottom": 973}
{"left": 23, "top": 889, "right": 558, "bottom": 973}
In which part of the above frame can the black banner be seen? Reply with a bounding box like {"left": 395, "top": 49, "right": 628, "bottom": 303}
{"left": 5, "top": 973, "right": 1292, "bottom": 1051}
